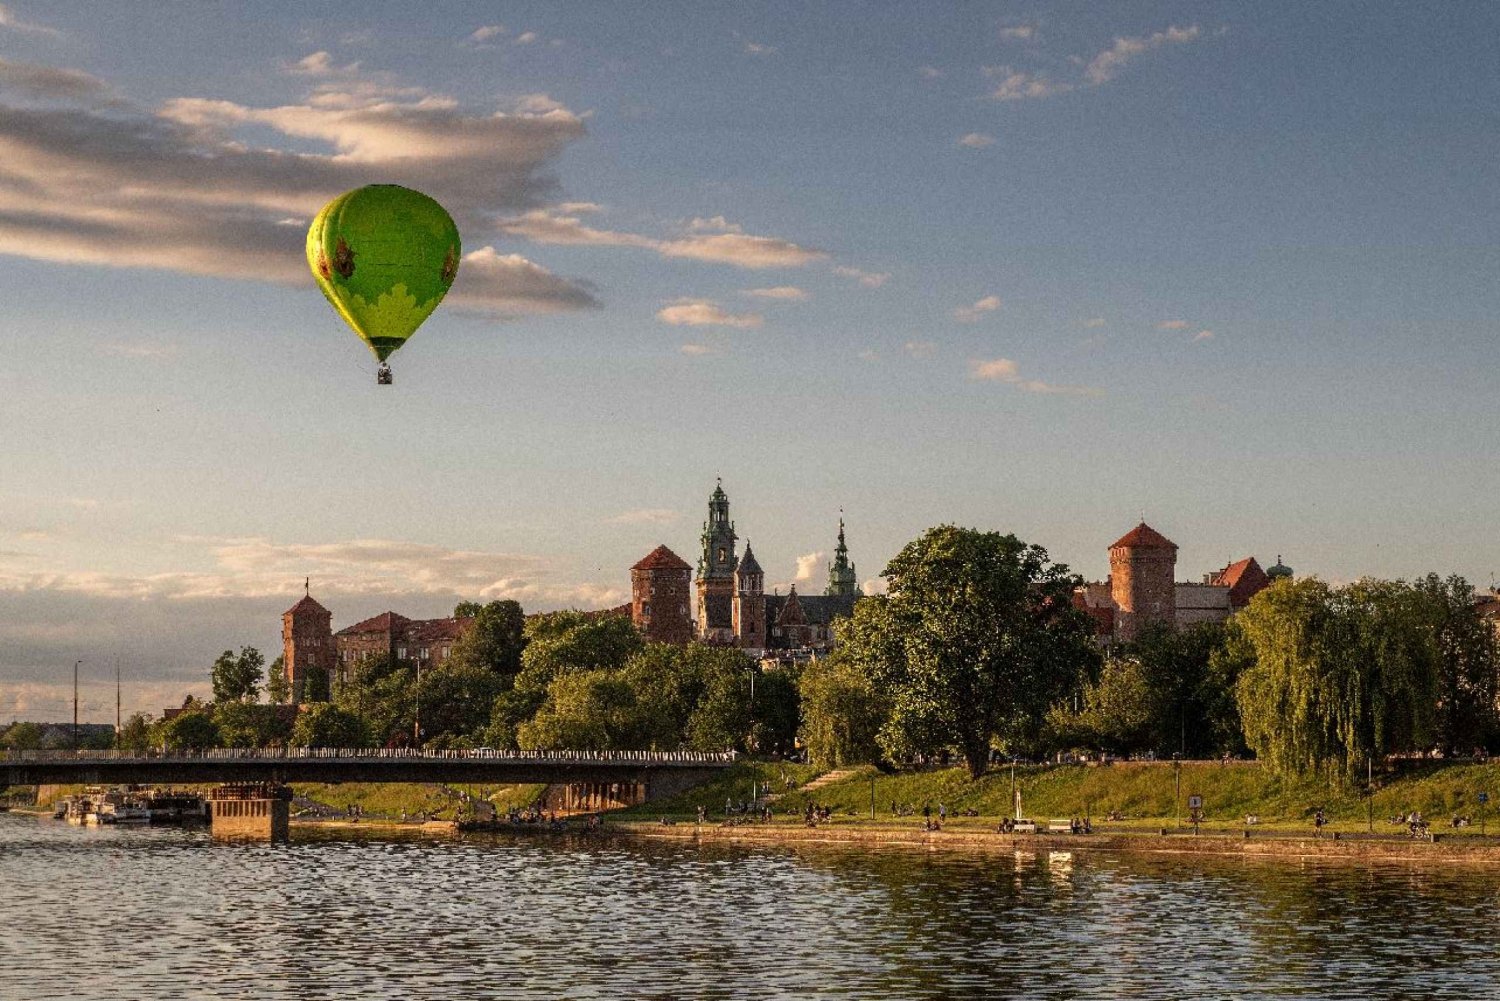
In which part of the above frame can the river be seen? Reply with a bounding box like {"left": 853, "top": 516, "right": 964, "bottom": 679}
{"left": 2, "top": 813, "right": 1497, "bottom": 999}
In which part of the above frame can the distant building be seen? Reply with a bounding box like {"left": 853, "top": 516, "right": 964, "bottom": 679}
{"left": 282, "top": 589, "right": 336, "bottom": 704}
{"left": 629, "top": 479, "right": 864, "bottom": 656}
{"left": 1076, "top": 522, "right": 1284, "bottom": 643}
{"left": 276, "top": 590, "right": 471, "bottom": 702}
{"left": 630, "top": 545, "right": 694, "bottom": 644}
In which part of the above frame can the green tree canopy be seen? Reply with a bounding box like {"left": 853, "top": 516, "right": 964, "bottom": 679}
{"left": 798, "top": 654, "right": 889, "bottom": 768}
{"left": 265, "top": 656, "right": 290, "bottom": 705}
{"left": 210, "top": 646, "right": 265, "bottom": 704}
{"left": 447, "top": 599, "right": 527, "bottom": 676}
{"left": 841, "top": 525, "right": 1098, "bottom": 778}
{"left": 0, "top": 721, "right": 45, "bottom": 750}
{"left": 213, "top": 702, "right": 293, "bottom": 749}
{"left": 117, "top": 712, "right": 154, "bottom": 752}
{"left": 154, "top": 710, "right": 221, "bottom": 751}
{"left": 291, "top": 703, "right": 372, "bottom": 748}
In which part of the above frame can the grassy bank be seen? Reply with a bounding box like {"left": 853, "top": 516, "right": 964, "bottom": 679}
{"left": 627, "top": 760, "right": 1500, "bottom": 837}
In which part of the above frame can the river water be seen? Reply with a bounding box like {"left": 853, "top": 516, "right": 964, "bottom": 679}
{"left": 2, "top": 813, "right": 1497, "bottom": 1000}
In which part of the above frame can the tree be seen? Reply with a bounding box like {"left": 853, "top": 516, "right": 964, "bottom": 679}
{"left": 447, "top": 599, "right": 527, "bottom": 676}
{"left": 415, "top": 661, "right": 508, "bottom": 744}
{"left": 265, "top": 656, "right": 290, "bottom": 705}
{"left": 0, "top": 721, "right": 44, "bottom": 750}
{"left": 213, "top": 702, "right": 292, "bottom": 748}
{"left": 1234, "top": 576, "right": 1444, "bottom": 780}
{"left": 303, "top": 664, "right": 331, "bottom": 704}
{"left": 840, "top": 525, "right": 1098, "bottom": 778}
{"left": 117, "top": 712, "right": 154, "bottom": 751}
{"left": 1417, "top": 574, "right": 1498, "bottom": 754}
{"left": 335, "top": 654, "right": 415, "bottom": 746}
{"left": 210, "top": 646, "right": 265, "bottom": 704}
{"left": 517, "top": 670, "right": 646, "bottom": 750}
{"left": 1047, "top": 655, "right": 1156, "bottom": 755}
{"left": 798, "top": 654, "right": 888, "bottom": 767}
{"left": 155, "top": 710, "right": 221, "bottom": 751}
{"left": 291, "top": 704, "right": 371, "bottom": 748}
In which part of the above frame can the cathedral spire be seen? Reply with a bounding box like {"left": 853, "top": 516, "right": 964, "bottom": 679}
{"left": 827, "top": 513, "right": 858, "bottom": 597}
{"left": 697, "top": 477, "right": 738, "bottom": 581}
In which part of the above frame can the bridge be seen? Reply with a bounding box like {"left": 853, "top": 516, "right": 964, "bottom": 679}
{"left": 2, "top": 747, "right": 736, "bottom": 792}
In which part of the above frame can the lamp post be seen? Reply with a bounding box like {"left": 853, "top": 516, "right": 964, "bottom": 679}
{"left": 413, "top": 657, "right": 422, "bottom": 747}
{"left": 73, "top": 659, "right": 84, "bottom": 749}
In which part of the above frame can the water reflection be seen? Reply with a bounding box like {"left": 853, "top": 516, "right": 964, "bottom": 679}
{"left": 2, "top": 814, "right": 1498, "bottom": 1000}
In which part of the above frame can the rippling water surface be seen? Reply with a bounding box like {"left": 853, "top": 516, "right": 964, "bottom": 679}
{"left": 2, "top": 813, "right": 1498, "bottom": 999}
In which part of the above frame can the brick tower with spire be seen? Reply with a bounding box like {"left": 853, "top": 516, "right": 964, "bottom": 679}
{"left": 281, "top": 579, "right": 334, "bottom": 704}
{"left": 733, "top": 543, "right": 766, "bottom": 650}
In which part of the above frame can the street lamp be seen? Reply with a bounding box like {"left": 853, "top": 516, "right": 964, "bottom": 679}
{"left": 73, "top": 659, "right": 84, "bottom": 749}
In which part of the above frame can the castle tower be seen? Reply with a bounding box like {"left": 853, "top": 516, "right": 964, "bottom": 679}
{"left": 1108, "top": 523, "right": 1178, "bottom": 642}
{"left": 630, "top": 545, "right": 693, "bottom": 645}
{"left": 282, "top": 584, "right": 334, "bottom": 704}
{"left": 733, "top": 543, "right": 767, "bottom": 651}
{"left": 695, "top": 478, "right": 739, "bottom": 643}
{"left": 826, "top": 516, "right": 858, "bottom": 597}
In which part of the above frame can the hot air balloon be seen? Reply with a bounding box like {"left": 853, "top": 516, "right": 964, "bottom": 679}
{"left": 306, "top": 184, "right": 461, "bottom": 384}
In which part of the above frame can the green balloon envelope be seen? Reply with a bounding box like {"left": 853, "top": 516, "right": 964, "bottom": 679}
{"left": 306, "top": 184, "right": 461, "bottom": 362}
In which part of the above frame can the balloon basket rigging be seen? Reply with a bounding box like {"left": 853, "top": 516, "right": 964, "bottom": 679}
{"left": 377, "top": 363, "right": 393, "bottom": 386}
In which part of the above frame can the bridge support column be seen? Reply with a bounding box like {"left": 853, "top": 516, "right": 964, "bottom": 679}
{"left": 209, "top": 783, "right": 291, "bottom": 843}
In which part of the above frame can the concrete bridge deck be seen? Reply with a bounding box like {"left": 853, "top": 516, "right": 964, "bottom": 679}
{"left": 2, "top": 747, "right": 736, "bottom": 789}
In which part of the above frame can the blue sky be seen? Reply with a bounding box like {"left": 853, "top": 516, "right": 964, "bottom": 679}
{"left": 3, "top": 2, "right": 1500, "bottom": 719}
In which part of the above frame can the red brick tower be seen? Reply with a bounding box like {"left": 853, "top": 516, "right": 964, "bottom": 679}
{"left": 282, "top": 584, "right": 334, "bottom": 704}
{"left": 1108, "top": 523, "right": 1178, "bottom": 642}
{"left": 733, "top": 543, "right": 766, "bottom": 651}
{"left": 631, "top": 545, "right": 693, "bottom": 644}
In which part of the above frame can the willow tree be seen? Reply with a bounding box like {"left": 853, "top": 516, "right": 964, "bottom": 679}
{"left": 840, "top": 525, "right": 1097, "bottom": 778}
{"left": 1235, "top": 577, "right": 1444, "bottom": 780}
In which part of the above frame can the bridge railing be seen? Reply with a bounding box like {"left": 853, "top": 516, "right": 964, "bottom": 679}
{"left": 0, "top": 746, "right": 738, "bottom": 765}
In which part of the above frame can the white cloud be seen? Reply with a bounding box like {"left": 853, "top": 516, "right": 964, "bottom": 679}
{"left": 501, "top": 208, "right": 826, "bottom": 269}
{"left": 1000, "top": 25, "right": 1037, "bottom": 41}
{"left": 969, "top": 357, "right": 1105, "bottom": 396}
{"left": 688, "top": 215, "right": 743, "bottom": 233}
{"left": 833, "top": 265, "right": 890, "bottom": 288}
{"left": 953, "top": 294, "right": 1002, "bottom": 322}
{"left": 794, "top": 551, "right": 826, "bottom": 583}
{"left": 289, "top": 51, "right": 360, "bottom": 77}
{"left": 514, "top": 31, "right": 539, "bottom": 45}
{"left": 657, "top": 298, "right": 762, "bottom": 329}
{"left": 744, "top": 41, "right": 776, "bottom": 56}
{"left": 918, "top": 66, "right": 944, "bottom": 79}
{"left": 857, "top": 349, "right": 879, "bottom": 362}
{"left": 454, "top": 247, "right": 599, "bottom": 315}
{"left": 987, "top": 67, "right": 1073, "bottom": 102}
{"left": 604, "top": 508, "right": 678, "bottom": 525}
{"left": 0, "top": 3, "right": 59, "bottom": 37}
{"left": 679, "top": 343, "right": 715, "bottom": 356}
{"left": 742, "top": 285, "right": 809, "bottom": 300}
{"left": 469, "top": 25, "right": 505, "bottom": 42}
{"left": 861, "top": 577, "right": 888, "bottom": 597}
{"left": 1193, "top": 329, "right": 1214, "bottom": 342}
{"left": 0, "top": 62, "right": 596, "bottom": 316}
{"left": 1157, "top": 319, "right": 1190, "bottom": 330}
{"left": 1083, "top": 317, "right": 1106, "bottom": 328}
{"left": 904, "top": 340, "right": 937, "bottom": 359}
{"left": 958, "top": 132, "right": 996, "bottom": 149}
{"left": 1085, "top": 25, "right": 1201, "bottom": 85}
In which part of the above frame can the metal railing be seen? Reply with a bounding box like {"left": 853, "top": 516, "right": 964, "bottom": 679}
{"left": 0, "top": 746, "right": 737, "bottom": 765}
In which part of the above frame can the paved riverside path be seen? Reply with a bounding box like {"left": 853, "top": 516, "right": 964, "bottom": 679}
{"left": 2, "top": 747, "right": 735, "bottom": 789}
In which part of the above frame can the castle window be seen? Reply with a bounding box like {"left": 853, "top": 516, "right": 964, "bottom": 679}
{"left": 642, "top": 602, "right": 651, "bottom": 619}
{"left": 718, "top": 547, "right": 726, "bottom": 563}
{"left": 397, "top": 646, "right": 407, "bottom": 659}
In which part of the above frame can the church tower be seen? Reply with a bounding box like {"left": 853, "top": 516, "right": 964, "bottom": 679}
{"left": 695, "top": 478, "right": 739, "bottom": 642}
{"left": 733, "top": 543, "right": 766, "bottom": 651}
{"left": 282, "top": 582, "right": 334, "bottom": 704}
{"left": 826, "top": 516, "right": 858, "bottom": 597}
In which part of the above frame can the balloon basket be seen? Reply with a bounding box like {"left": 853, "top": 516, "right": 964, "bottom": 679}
{"left": 377, "top": 364, "right": 393, "bottom": 386}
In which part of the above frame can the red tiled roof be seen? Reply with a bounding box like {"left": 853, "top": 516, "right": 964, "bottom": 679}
{"left": 1110, "top": 522, "right": 1177, "bottom": 550}
{"left": 284, "top": 594, "right": 329, "bottom": 616}
{"left": 406, "top": 617, "right": 471, "bottom": 644}
{"left": 336, "top": 611, "right": 411, "bottom": 636}
{"left": 631, "top": 545, "right": 691, "bottom": 572}
{"left": 581, "top": 603, "right": 632, "bottom": 620}
{"left": 1209, "top": 556, "right": 1271, "bottom": 608}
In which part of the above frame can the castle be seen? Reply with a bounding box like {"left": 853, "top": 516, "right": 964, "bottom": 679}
{"left": 1073, "top": 522, "right": 1292, "bottom": 642}
{"left": 280, "top": 584, "right": 470, "bottom": 702}
{"left": 629, "top": 480, "right": 862, "bottom": 657}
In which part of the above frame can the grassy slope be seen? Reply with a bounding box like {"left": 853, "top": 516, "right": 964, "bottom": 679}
{"left": 627, "top": 761, "right": 1500, "bottom": 836}
{"left": 616, "top": 760, "right": 822, "bottom": 819}
{"left": 291, "top": 782, "right": 545, "bottom": 820}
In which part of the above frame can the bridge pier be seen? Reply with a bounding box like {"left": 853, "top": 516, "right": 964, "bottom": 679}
{"left": 209, "top": 784, "right": 290, "bottom": 843}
